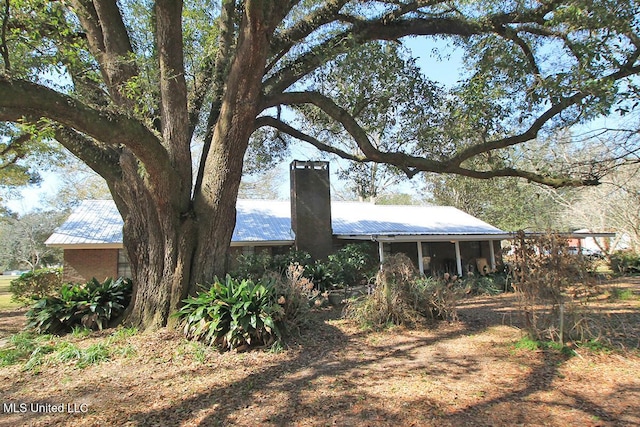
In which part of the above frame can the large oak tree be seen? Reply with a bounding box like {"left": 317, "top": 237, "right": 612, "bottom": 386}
{"left": 0, "top": 0, "right": 639, "bottom": 328}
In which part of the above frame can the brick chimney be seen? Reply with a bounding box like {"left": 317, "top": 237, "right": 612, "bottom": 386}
{"left": 290, "top": 160, "right": 333, "bottom": 259}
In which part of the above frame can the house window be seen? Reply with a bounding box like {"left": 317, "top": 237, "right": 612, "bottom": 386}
{"left": 117, "top": 249, "right": 132, "bottom": 279}
{"left": 242, "top": 246, "right": 255, "bottom": 256}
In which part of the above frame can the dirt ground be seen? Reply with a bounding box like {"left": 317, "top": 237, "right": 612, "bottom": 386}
{"left": 0, "top": 279, "right": 639, "bottom": 427}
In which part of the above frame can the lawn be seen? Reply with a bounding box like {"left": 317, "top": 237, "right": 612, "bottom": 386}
{"left": 0, "top": 276, "right": 20, "bottom": 310}
{"left": 0, "top": 278, "right": 638, "bottom": 427}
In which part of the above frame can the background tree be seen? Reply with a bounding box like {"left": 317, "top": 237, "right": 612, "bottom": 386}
{"left": 0, "top": 211, "right": 64, "bottom": 271}
{"left": 550, "top": 162, "right": 640, "bottom": 252}
{"left": 1, "top": 0, "right": 639, "bottom": 329}
{"left": 424, "top": 172, "right": 564, "bottom": 231}
{"left": 41, "top": 155, "right": 112, "bottom": 212}
{"left": 237, "top": 168, "right": 282, "bottom": 200}
{"left": 0, "top": 123, "right": 64, "bottom": 215}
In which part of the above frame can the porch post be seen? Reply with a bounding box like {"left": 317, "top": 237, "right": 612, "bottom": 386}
{"left": 454, "top": 241, "right": 463, "bottom": 277}
{"left": 417, "top": 241, "right": 424, "bottom": 275}
{"left": 489, "top": 240, "right": 496, "bottom": 271}
{"left": 378, "top": 240, "right": 385, "bottom": 269}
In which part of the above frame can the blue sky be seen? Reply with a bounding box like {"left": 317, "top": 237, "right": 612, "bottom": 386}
{"left": 5, "top": 39, "right": 468, "bottom": 212}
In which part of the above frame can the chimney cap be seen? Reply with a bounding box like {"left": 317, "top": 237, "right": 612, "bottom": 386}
{"left": 291, "top": 160, "right": 329, "bottom": 170}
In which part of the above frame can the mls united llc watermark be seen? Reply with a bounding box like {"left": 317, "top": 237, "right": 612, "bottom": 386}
{"left": 2, "top": 402, "right": 89, "bottom": 414}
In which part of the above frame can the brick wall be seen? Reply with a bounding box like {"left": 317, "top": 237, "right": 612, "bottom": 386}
{"left": 63, "top": 248, "right": 119, "bottom": 283}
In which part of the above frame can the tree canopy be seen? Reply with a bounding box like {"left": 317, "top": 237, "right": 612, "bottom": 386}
{"left": 0, "top": 0, "right": 639, "bottom": 328}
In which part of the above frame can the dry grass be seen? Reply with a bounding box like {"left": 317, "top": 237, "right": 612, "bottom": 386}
{"left": 0, "top": 279, "right": 638, "bottom": 427}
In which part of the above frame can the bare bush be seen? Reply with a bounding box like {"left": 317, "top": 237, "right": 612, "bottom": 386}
{"left": 343, "top": 254, "right": 461, "bottom": 329}
{"left": 509, "top": 231, "right": 602, "bottom": 344}
{"left": 271, "top": 264, "right": 319, "bottom": 335}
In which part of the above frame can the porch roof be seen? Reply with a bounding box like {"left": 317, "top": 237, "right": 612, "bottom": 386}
{"left": 331, "top": 202, "right": 508, "bottom": 240}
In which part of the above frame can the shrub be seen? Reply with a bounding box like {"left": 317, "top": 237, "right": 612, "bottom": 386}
{"left": 26, "top": 277, "right": 132, "bottom": 334}
{"left": 610, "top": 250, "right": 640, "bottom": 275}
{"left": 271, "top": 250, "right": 313, "bottom": 273}
{"left": 233, "top": 251, "right": 276, "bottom": 280}
{"left": 323, "top": 243, "right": 377, "bottom": 289}
{"left": 272, "top": 264, "right": 318, "bottom": 334}
{"left": 9, "top": 268, "right": 63, "bottom": 305}
{"left": 509, "top": 231, "right": 601, "bottom": 344}
{"left": 461, "top": 273, "right": 509, "bottom": 295}
{"left": 231, "top": 244, "right": 377, "bottom": 291}
{"left": 343, "top": 254, "right": 461, "bottom": 329}
{"left": 176, "top": 276, "right": 283, "bottom": 351}
{"left": 232, "top": 249, "right": 313, "bottom": 280}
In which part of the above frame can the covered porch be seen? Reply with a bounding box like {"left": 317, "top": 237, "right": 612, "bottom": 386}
{"left": 337, "top": 233, "right": 511, "bottom": 277}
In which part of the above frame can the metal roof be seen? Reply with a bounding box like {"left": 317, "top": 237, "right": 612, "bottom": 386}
{"left": 331, "top": 202, "right": 505, "bottom": 236}
{"left": 45, "top": 200, "right": 123, "bottom": 248}
{"left": 233, "top": 200, "right": 295, "bottom": 244}
{"left": 46, "top": 199, "right": 507, "bottom": 248}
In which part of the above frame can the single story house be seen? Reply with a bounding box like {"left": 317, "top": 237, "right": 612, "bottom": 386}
{"left": 46, "top": 161, "right": 512, "bottom": 283}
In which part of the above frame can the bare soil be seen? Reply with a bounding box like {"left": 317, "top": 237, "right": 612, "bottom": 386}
{"left": 0, "top": 279, "right": 639, "bottom": 427}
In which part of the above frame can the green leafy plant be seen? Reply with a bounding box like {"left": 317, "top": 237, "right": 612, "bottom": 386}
{"left": 176, "top": 275, "right": 283, "bottom": 351}
{"left": 513, "top": 336, "right": 541, "bottom": 351}
{"left": 9, "top": 268, "right": 62, "bottom": 305}
{"left": 0, "top": 331, "right": 57, "bottom": 372}
{"left": 304, "top": 261, "right": 332, "bottom": 290}
{"left": 0, "top": 327, "right": 135, "bottom": 372}
{"left": 609, "top": 251, "right": 640, "bottom": 275}
{"left": 25, "top": 277, "right": 133, "bottom": 334}
{"left": 0, "top": 332, "right": 51, "bottom": 366}
{"left": 513, "top": 336, "right": 575, "bottom": 357}
{"left": 461, "top": 273, "right": 508, "bottom": 295}
{"left": 608, "top": 287, "right": 636, "bottom": 301}
{"left": 77, "top": 277, "right": 133, "bottom": 330}
{"left": 57, "top": 342, "right": 111, "bottom": 368}
{"left": 324, "top": 243, "right": 377, "bottom": 288}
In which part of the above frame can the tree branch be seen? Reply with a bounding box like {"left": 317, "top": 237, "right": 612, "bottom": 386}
{"left": 155, "top": 0, "right": 191, "bottom": 194}
{"left": 264, "top": 89, "right": 614, "bottom": 186}
{"left": 254, "top": 115, "right": 364, "bottom": 162}
{"left": 69, "top": 0, "right": 137, "bottom": 106}
{"left": 447, "top": 165, "right": 600, "bottom": 187}
{"left": 496, "top": 25, "right": 541, "bottom": 75}
{"left": 267, "top": 0, "right": 348, "bottom": 73}
{"left": 0, "top": 77, "right": 170, "bottom": 177}
{"left": 53, "top": 126, "right": 122, "bottom": 184}
{"left": 264, "top": 17, "right": 484, "bottom": 96}
{"left": 264, "top": 1, "right": 559, "bottom": 95}
{"left": 448, "top": 63, "right": 640, "bottom": 167}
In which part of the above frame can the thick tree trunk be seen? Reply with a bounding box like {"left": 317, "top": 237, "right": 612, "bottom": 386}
{"left": 118, "top": 3, "right": 280, "bottom": 328}
{"left": 112, "top": 151, "right": 195, "bottom": 329}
